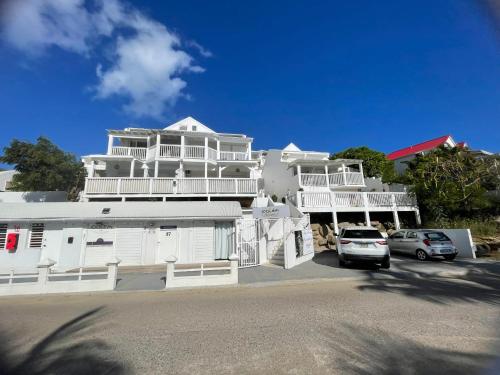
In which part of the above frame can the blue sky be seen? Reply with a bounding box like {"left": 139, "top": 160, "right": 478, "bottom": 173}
{"left": 0, "top": 0, "right": 499, "bottom": 166}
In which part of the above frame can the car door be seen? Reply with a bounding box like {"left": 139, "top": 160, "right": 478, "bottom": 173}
{"left": 401, "top": 231, "right": 419, "bottom": 254}
{"left": 388, "top": 231, "right": 405, "bottom": 252}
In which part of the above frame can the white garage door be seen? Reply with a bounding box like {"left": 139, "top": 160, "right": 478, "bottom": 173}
{"left": 114, "top": 227, "right": 144, "bottom": 265}
{"left": 193, "top": 221, "right": 215, "bottom": 263}
{"left": 84, "top": 228, "right": 115, "bottom": 267}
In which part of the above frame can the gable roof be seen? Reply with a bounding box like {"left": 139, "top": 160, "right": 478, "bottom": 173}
{"left": 387, "top": 135, "right": 454, "bottom": 160}
{"left": 283, "top": 143, "right": 302, "bottom": 152}
{"left": 163, "top": 116, "right": 215, "bottom": 133}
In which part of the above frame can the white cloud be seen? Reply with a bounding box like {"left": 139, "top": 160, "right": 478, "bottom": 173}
{"left": 0, "top": 0, "right": 209, "bottom": 119}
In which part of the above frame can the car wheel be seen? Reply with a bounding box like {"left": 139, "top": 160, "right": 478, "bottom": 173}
{"left": 444, "top": 255, "right": 456, "bottom": 261}
{"left": 416, "top": 249, "right": 428, "bottom": 261}
{"left": 381, "top": 259, "right": 390, "bottom": 269}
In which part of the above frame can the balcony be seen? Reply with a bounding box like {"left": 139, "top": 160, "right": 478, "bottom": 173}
{"left": 299, "top": 172, "right": 364, "bottom": 188}
{"left": 219, "top": 151, "right": 249, "bottom": 161}
{"left": 111, "top": 146, "right": 148, "bottom": 160}
{"left": 84, "top": 177, "right": 259, "bottom": 196}
{"left": 292, "top": 191, "right": 417, "bottom": 212}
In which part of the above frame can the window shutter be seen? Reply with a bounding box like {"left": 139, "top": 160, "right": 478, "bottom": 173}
{"left": 29, "top": 223, "right": 44, "bottom": 248}
{"left": 0, "top": 224, "right": 7, "bottom": 249}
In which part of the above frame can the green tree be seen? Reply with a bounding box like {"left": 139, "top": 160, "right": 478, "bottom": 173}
{"left": 402, "top": 146, "right": 491, "bottom": 221}
{"left": 330, "top": 146, "right": 396, "bottom": 183}
{"left": 0, "top": 137, "right": 85, "bottom": 201}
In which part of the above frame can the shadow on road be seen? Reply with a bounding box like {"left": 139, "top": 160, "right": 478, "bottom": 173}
{"left": 357, "top": 261, "right": 500, "bottom": 305}
{"left": 322, "top": 324, "right": 497, "bottom": 374}
{"left": 0, "top": 307, "right": 128, "bottom": 374}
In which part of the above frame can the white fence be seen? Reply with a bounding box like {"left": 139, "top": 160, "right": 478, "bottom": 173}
{"left": 0, "top": 258, "right": 120, "bottom": 297}
{"left": 164, "top": 255, "right": 239, "bottom": 288}
{"left": 220, "top": 151, "right": 249, "bottom": 161}
{"left": 85, "top": 177, "right": 259, "bottom": 195}
{"left": 300, "top": 172, "right": 364, "bottom": 187}
{"left": 297, "top": 191, "right": 417, "bottom": 210}
{"left": 111, "top": 146, "right": 147, "bottom": 160}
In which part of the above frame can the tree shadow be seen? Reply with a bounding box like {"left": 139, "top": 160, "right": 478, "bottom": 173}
{"left": 357, "top": 261, "right": 500, "bottom": 305}
{"left": 320, "top": 324, "right": 498, "bottom": 374}
{"left": 313, "top": 250, "right": 380, "bottom": 271}
{"left": 0, "top": 306, "right": 129, "bottom": 374}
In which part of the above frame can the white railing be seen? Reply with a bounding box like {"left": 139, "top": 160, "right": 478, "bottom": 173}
{"left": 219, "top": 151, "right": 249, "bottom": 161}
{"left": 300, "top": 174, "right": 328, "bottom": 187}
{"left": 0, "top": 258, "right": 120, "bottom": 297}
{"left": 301, "top": 172, "right": 364, "bottom": 187}
{"left": 84, "top": 178, "right": 259, "bottom": 195}
{"left": 159, "top": 144, "right": 181, "bottom": 158}
{"left": 111, "top": 146, "right": 147, "bottom": 160}
{"left": 208, "top": 147, "right": 218, "bottom": 160}
{"left": 165, "top": 255, "right": 239, "bottom": 288}
{"left": 297, "top": 191, "right": 417, "bottom": 210}
{"left": 184, "top": 145, "right": 205, "bottom": 159}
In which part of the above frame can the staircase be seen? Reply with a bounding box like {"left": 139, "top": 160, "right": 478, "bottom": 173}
{"left": 269, "top": 240, "right": 285, "bottom": 266}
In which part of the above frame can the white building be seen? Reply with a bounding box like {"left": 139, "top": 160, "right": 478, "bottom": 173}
{"left": 261, "top": 143, "right": 420, "bottom": 233}
{"left": 0, "top": 201, "right": 241, "bottom": 272}
{"left": 81, "top": 117, "right": 263, "bottom": 206}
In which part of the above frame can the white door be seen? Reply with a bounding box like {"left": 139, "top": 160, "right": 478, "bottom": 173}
{"left": 114, "top": 225, "right": 145, "bottom": 265}
{"left": 84, "top": 227, "right": 115, "bottom": 267}
{"left": 157, "top": 225, "right": 178, "bottom": 263}
{"left": 237, "top": 219, "right": 259, "bottom": 267}
{"left": 193, "top": 221, "right": 215, "bottom": 263}
{"left": 58, "top": 227, "right": 83, "bottom": 270}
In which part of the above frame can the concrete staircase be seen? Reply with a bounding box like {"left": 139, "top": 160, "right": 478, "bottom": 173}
{"left": 269, "top": 241, "right": 285, "bottom": 267}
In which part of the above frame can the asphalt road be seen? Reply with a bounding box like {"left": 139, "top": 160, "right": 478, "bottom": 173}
{"left": 0, "top": 264, "right": 499, "bottom": 375}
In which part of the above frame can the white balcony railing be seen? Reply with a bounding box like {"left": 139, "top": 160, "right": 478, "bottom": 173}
{"left": 300, "top": 172, "right": 364, "bottom": 187}
{"left": 219, "top": 151, "right": 249, "bottom": 161}
{"left": 84, "top": 178, "right": 258, "bottom": 196}
{"left": 111, "top": 146, "right": 147, "bottom": 160}
{"left": 296, "top": 191, "right": 417, "bottom": 210}
{"left": 159, "top": 144, "right": 181, "bottom": 158}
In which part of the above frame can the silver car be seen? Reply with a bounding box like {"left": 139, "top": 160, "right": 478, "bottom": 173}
{"left": 387, "top": 230, "right": 458, "bottom": 261}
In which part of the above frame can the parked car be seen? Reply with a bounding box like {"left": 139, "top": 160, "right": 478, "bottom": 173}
{"left": 336, "top": 227, "right": 390, "bottom": 268}
{"left": 387, "top": 230, "right": 458, "bottom": 261}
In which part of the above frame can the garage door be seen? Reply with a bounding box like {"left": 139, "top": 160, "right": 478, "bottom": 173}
{"left": 114, "top": 227, "right": 144, "bottom": 265}
{"left": 84, "top": 228, "right": 115, "bottom": 267}
{"left": 193, "top": 221, "right": 215, "bottom": 263}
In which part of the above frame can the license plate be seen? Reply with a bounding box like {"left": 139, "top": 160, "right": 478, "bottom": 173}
{"left": 440, "top": 248, "right": 452, "bottom": 253}
{"left": 358, "top": 243, "right": 368, "bottom": 248}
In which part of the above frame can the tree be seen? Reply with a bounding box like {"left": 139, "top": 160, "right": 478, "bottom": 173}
{"left": 330, "top": 146, "right": 396, "bottom": 183}
{"left": 0, "top": 137, "right": 85, "bottom": 201}
{"left": 401, "top": 146, "right": 492, "bottom": 221}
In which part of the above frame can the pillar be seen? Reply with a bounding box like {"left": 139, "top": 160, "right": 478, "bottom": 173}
{"left": 204, "top": 137, "right": 208, "bottom": 160}
{"left": 165, "top": 255, "right": 177, "bottom": 288}
{"left": 325, "top": 164, "right": 330, "bottom": 188}
{"left": 107, "top": 135, "right": 114, "bottom": 155}
{"left": 217, "top": 140, "right": 221, "bottom": 159}
{"left": 393, "top": 210, "right": 401, "bottom": 230}
{"left": 365, "top": 211, "right": 371, "bottom": 226}
{"left": 297, "top": 164, "right": 302, "bottom": 187}
{"left": 180, "top": 135, "right": 185, "bottom": 158}
{"left": 155, "top": 133, "right": 161, "bottom": 159}
{"left": 415, "top": 209, "right": 422, "bottom": 226}
{"left": 130, "top": 159, "right": 135, "bottom": 177}
{"left": 247, "top": 142, "right": 252, "bottom": 160}
{"left": 359, "top": 162, "right": 365, "bottom": 185}
{"left": 342, "top": 163, "right": 347, "bottom": 186}
{"left": 332, "top": 211, "right": 339, "bottom": 234}
{"left": 154, "top": 160, "right": 159, "bottom": 178}
{"left": 204, "top": 162, "right": 208, "bottom": 178}
{"left": 105, "top": 257, "right": 121, "bottom": 290}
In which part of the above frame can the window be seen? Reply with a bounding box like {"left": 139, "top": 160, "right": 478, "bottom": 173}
{"left": 391, "top": 231, "right": 405, "bottom": 239}
{"left": 0, "top": 224, "right": 7, "bottom": 249}
{"left": 29, "top": 223, "right": 44, "bottom": 248}
{"left": 424, "top": 232, "right": 450, "bottom": 241}
{"left": 342, "top": 229, "right": 383, "bottom": 239}
{"left": 406, "top": 231, "right": 417, "bottom": 239}
{"left": 192, "top": 125, "right": 197, "bottom": 131}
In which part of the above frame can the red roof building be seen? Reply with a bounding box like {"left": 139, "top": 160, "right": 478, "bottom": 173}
{"left": 387, "top": 135, "right": 457, "bottom": 161}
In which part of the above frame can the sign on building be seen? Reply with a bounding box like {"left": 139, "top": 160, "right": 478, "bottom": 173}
{"left": 252, "top": 205, "right": 290, "bottom": 219}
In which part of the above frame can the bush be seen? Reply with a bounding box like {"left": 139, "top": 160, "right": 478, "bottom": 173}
{"left": 425, "top": 217, "right": 499, "bottom": 237}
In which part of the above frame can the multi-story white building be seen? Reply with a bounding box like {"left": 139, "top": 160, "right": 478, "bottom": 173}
{"left": 81, "top": 117, "right": 263, "bottom": 206}
{"left": 262, "top": 143, "right": 420, "bottom": 233}
{"left": 81, "top": 116, "right": 420, "bottom": 232}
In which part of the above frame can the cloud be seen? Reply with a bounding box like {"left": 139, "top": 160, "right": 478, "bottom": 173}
{"left": 0, "top": 0, "right": 209, "bottom": 119}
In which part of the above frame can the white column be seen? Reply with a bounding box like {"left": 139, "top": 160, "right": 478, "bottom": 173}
{"left": 107, "top": 135, "right": 114, "bottom": 155}
{"left": 297, "top": 165, "right": 302, "bottom": 187}
{"left": 130, "top": 159, "right": 135, "bottom": 177}
{"left": 247, "top": 142, "right": 252, "bottom": 160}
{"left": 154, "top": 160, "right": 159, "bottom": 178}
{"left": 204, "top": 162, "right": 208, "bottom": 178}
{"left": 217, "top": 140, "right": 221, "bottom": 160}
{"left": 165, "top": 255, "right": 177, "bottom": 288}
{"left": 105, "top": 257, "right": 121, "bottom": 290}
{"left": 359, "top": 162, "right": 365, "bottom": 185}
{"left": 342, "top": 163, "right": 347, "bottom": 186}
{"left": 325, "top": 165, "right": 330, "bottom": 189}
{"left": 204, "top": 137, "right": 208, "bottom": 160}
{"left": 86, "top": 161, "right": 95, "bottom": 178}
{"left": 393, "top": 210, "right": 401, "bottom": 230}
{"left": 363, "top": 192, "right": 370, "bottom": 226}
{"left": 218, "top": 165, "right": 222, "bottom": 178}
{"left": 415, "top": 209, "right": 422, "bottom": 226}
{"left": 155, "top": 134, "right": 161, "bottom": 159}
{"left": 180, "top": 135, "right": 185, "bottom": 158}
{"left": 365, "top": 211, "right": 371, "bottom": 226}
{"left": 332, "top": 211, "right": 339, "bottom": 235}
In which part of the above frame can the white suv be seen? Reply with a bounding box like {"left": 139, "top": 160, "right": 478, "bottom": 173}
{"left": 336, "top": 227, "right": 390, "bottom": 268}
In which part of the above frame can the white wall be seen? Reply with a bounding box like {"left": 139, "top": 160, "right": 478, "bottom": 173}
{"left": 261, "top": 150, "right": 300, "bottom": 200}
{"left": 0, "top": 191, "right": 67, "bottom": 202}
{"left": 429, "top": 228, "right": 476, "bottom": 259}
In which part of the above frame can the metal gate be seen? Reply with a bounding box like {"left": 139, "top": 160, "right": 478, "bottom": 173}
{"left": 236, "top": 218, "right": 260, "bottom": 268}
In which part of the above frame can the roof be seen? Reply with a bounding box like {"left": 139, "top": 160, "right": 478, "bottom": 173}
{"left": 288, "top": 158, "right": 362, "bottom": 167}
{"left": 283, "top": 143, "right": 301, "bottom": 152}
{"left": 387, "top": 135, "right": 454, "bottom": 161}
{"left": 163, "top": 116, "right": 215, "bottom": 133}
{"left": 0, "top": 201, "right": 242, "bottom": 221}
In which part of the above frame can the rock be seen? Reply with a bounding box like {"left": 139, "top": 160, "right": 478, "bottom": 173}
{"left": 387, "top": 228, "right": 395, "bottom": 236}
{"left": 319, "top": 224, "right": 330, "bottom": 237}
{"left": 311, "top": 223, "right": 321, "bottom": 231}
{"left": 318, "top": 238, "right": 328, "bottom": 246}
{"left": 338, "top": 222, "right": 353, "bottom": 228}
{"left": 370, "top": 221, "right": 380, "bottom": 226}
{"left": 357, "top": 222, "right": 365, "bottom": 227}
{"left": 327, "top": 233, "right": 336, "bottom": 245}
{"left": 328, "top": 223, "right": 336, "bottom": 230}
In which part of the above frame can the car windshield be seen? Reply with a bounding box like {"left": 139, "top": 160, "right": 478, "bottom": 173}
{"left": 424, "top": 232, "right": 451, "bottom": 241}
{"left": 343, "top": 230, "right": 383, "bottom": 239}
